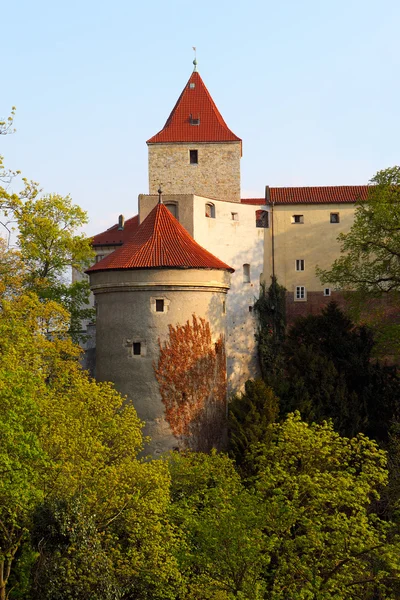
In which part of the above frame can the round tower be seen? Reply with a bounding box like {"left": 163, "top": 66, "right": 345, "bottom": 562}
{"left": 87, "top": 200, "right": 233, "bottom": 455}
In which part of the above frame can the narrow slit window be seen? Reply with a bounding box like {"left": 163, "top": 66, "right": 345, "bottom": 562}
{"left": 156, "top": 299, "right": 164, "bottom": 312}
{"left": 189, "top": 149, "right": 198, "bottom": 164}
{"left": 296, "top": 259, "right": 305, "bottom": 271}
{"left": 133, "top": 342, "right": 141, "bottom": 356}
{"left": 243, "top": 263, "right": 250, "bottom": 283}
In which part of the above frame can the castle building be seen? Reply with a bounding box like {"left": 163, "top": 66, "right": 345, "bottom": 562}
{"left": 86, "top": 62, "right": 368, "bottom": 452}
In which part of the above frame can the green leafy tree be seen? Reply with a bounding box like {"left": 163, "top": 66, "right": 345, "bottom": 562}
{"left": 251, "top": 414, "right": 400, "bottom": 599}
{"left": 318, "top": 167, "right": 400, "bottom": 295}
{"left": 317, "top": 166, "right": 400, "bottom": 356}
{"left": 0, "top": 294, "right": 181, "bottom": 599}
{"left": 168, "top": 451, "right": 267, "bottom": 599}
{"left": 1, "top": 111, "right": 94, "bottom": 339}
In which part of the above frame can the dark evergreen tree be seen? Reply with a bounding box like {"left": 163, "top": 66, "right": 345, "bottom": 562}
{"left": 228, "top": 379, "right": 279, "bottom": 474}
{"left": 278, "top": 302, "right": 400, "bottom": 441}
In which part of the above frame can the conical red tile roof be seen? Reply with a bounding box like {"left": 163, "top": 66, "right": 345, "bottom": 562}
{"left": 147, "top": 71, "right": 241, "bottom": 144}
{"left": 87, "top": 202, "right": 234, "bottom": 273}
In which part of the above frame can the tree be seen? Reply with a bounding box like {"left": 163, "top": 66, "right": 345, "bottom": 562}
{"left": 1, "top": 111, "right": 94, "bottom": 340}
{"left": 13, "top": 194, "right": 95, "bottom": 340}
{"left": 251, "top": 414, "right": 400, "bottom": 599}
{"left": 277, "top": 303, "right": 400, "bottom": 441}
{"left": 253, "top": 277, "right": 286, "bottom": 382}
{"left": 228, "top": 379, "right": 279, "bottom": 474}
{"left": 318, "top": 167, "right": 400, "bottom": 295}
{"left": 317, "top": 167, "right": 400, "bottom": 356}
{"left": 168, "top": 451, "right": 268, "bottom": 599}
{"left": 0, "top": 294, "right": 181, "bottom": 599}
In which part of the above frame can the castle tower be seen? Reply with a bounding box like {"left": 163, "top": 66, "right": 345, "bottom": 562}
{"left": 147, "top": 65, "right": 242, "bottom": 202}
{"left": 87, "top": 200, "right": 233, "bottom": 455}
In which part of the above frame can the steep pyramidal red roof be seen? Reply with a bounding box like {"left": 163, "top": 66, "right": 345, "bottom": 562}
{"left": 92, "top": 215, "right": 139, "bottom": 246}
{"left": 87, "top": 202, "right": 234, "bottom": 273}
{"left": 241, "top": 185, "right": 369, "bottom": 205}
{"left": 147, "top": 70, "right": 241, "bottom": 144}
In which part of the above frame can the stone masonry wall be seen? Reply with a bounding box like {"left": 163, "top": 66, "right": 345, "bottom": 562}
{"left": 148, "top": 142, "right": 241, "bottom": 202}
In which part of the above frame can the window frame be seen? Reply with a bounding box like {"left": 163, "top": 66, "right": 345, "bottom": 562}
{"left": 292, "top": 214, "right": 304, "bottom": 224}
{"left": 330, "top": 212, "right": 340, "bottom": 224}
{"left": 189, "top": 149, "right": 198, "bottom": 164}
{"left": 295, "top": 259, "right": 305, "bottom": 271}
{"left": 243, "top": 263, "right": 251, "bottom": 284}
{"left": 295, "top": 286, "right": 306, "bottom": 301}
{"left": 205, "top": 202, "right": 215, "bottom": 218}
{"left": 324, "top": 288, "right": 331, "bottom": 297}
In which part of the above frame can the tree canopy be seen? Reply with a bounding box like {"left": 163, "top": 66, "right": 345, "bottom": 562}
{"left": 318, "top": 166, "right": 400, "bottom": 295}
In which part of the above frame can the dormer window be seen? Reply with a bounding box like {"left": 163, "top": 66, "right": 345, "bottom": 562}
{"left": 189, "top": 114, "right": 200, "bottom": 125}
{"left": 189, "top": 82, "right": 195, "bottom": 89}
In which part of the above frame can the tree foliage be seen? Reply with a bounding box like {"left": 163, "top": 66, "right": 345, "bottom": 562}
{"left": 251, "top": 414, "right": 400, "bottom": 599}
{"left": 273, "top": 302, "right": 400, "bottom": 442}
{"left": 228, "top": 379, "right": 279, "bottom": 473}
{"left": 254, "top": 276, "right": 286, "bottom": 381}
{"left": 318, "top": 167, "right": 400, "bottom": 295}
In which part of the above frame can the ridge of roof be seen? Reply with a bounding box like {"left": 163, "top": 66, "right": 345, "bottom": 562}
{"left": 147, "top": 71, "right": 241, "bottom": 144}
{"left": 87, "top": 202, "right": 234, "bottom": 273}
{"left": 92, "top": 215, "right": 139, "bottom": 246}
{"left": 241, "top": 185, "right": 369, "bottom": 205}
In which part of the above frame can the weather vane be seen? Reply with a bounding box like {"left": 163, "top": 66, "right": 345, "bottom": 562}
{"left": 192, "top": 46, "right": 197, "bottom": 71}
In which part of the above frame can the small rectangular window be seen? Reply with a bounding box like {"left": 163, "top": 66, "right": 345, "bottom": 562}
{"left": 330, "top": 213, "right": 340, "bottom": 223}
{"left": 324, "top": 288, "right": 331, "bottom": 296}
{"left": 243, "top": 263, "right": 250, "bottom": 283}
{"left": 133, "top": 342, "right": 141, "bottom": 355}
{"left": 295, "top": 286, "right": 306, "bottom": 300}
{"left": 231, "top": 212, "right": 239, "bottom": 221}
{"left": 156, "top": 299, "right": 164, "bottom": 312}
{"left": 189, "top": 149, "right": 198, "bottom": 164}
{"left": 222, "top": 300, "right": 226, "bottom": 314}
{"left": 296, "top": 259, "right": 305, "bottom": 271}
{"left": 292, "top": 214, "right": 304, "bottom": 224}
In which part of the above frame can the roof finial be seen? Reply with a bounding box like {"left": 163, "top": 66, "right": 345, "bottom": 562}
{"left": 192, "top": 46, "right": 197, "bottom": 71}
{"left": 158, "top": 185, "right": 163, "bottom": 204}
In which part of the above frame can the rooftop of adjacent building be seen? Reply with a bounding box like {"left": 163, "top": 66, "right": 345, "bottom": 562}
{"left": 243, "top": 185, "right": 369, "bottom": 205}
{"left": 88, "top": 200, "right": 234, "bottom": 273}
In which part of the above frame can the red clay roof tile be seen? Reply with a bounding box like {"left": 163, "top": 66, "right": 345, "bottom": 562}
{"left": 147, "top": 71, "right": 241, "bottom": 144}
{"left": 92, "top": 215, "right": 139, "bottom": 246}
{"left": 87, "top": 202, "right": 234, "bottom": 273}
{"left": 241, "top": 186, "right": 369, "bottom": 205}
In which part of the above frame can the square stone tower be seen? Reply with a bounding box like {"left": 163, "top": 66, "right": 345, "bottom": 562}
{"left": 147, "top": 66, "right": 242, "bottom": 203}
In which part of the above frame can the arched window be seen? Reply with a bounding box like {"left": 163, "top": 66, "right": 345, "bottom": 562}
{"left": 256, "top": 210, "right": 268, "bottom": 228}
{"left": 205, "top": 202, "right": 215, "bottom": 218}
{"left": 165, "top": 202, "right": 178, "bottom": 220}
{"left": 243, "top": 263, "right": 250, "bottom": 283}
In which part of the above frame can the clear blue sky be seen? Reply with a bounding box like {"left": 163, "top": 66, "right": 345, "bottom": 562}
{"left": 1, "top": 0, "right": 399, "bottom": 236}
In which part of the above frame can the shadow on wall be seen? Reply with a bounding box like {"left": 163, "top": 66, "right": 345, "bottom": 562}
{"left": 206, "top": 240, "right": 264, "bottom": 395}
